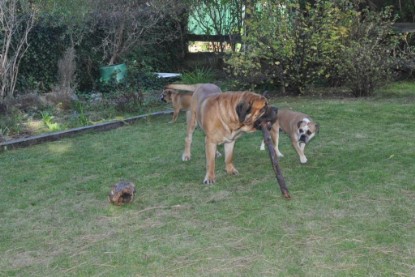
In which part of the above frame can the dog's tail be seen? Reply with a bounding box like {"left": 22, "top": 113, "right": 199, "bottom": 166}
{"left": 164, "top": 84, "right": 198, "bottom": 92}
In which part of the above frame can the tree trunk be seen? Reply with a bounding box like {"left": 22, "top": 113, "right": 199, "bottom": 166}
{"left": 0, "top": 0, "right": 35, "bottom": 99}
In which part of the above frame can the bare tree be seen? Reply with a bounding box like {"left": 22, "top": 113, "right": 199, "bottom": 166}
{"left": 90, "top": 0, "right": 185, "bottom": 65}
{"left": 188, "top": 0, "right": 244, "bottom": 52}
{"left": 0, "top": 0, "right": 36, "bottom": 100}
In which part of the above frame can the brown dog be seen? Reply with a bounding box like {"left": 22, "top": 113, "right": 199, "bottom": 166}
{"left": 260, "top": 109, "right": 319, "bottom": 164}
{"left": 160, "top": 88, "right": 193, "bottom": 123}
{"left": 166, "top": 83, "right": 274, "bottom": 184}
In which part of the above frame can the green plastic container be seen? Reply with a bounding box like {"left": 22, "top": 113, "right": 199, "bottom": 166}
{"left": 99, "top": 63, "right": 127, "bottom": 83}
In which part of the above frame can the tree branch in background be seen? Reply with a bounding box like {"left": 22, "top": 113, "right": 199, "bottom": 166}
{"left": 0, "top": 0, "right": 36, "bottom": 100}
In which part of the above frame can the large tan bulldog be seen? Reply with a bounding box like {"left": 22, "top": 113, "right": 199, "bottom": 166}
{"left": 165, "top": 83, "right": 275, "bottom": 184}
{"left": 260, "top": 109, "right": 319, "bottom": 164}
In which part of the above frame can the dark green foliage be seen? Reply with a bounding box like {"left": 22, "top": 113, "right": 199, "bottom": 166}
{"left": 334, "top": 7, "right": 405, "bottom": 97}
{"left": 379, "top": 0, "right": 415, "bottom": 23}
{"left": 17, "top": 3, "right": 185, "bottom": 94}
{"left": 121, "top": 11, "right": 186, "bottom": 73}
{"left": 226, "top": 1, "right": 415, "bottom": 97}
{"left": 75, "top": 22, "right": 105, "bottom": 92}
{"left": 75, "top": 17, "right": 184, "bottom": 92}
{"left": 18, "top": 15, "right": 69, "bottom": 92}
{"left": 97, "top": 63, "right": 167, "bottom": 113}
{"left": 75, "top": 35, "right": 184, "bottom": 92}
{"left": 226, "top": 0, "right": 349, "bottom": 94}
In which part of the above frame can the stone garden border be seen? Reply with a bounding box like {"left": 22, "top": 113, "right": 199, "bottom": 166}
{"left": 0, "top": 110, "right": 173, "bottom": 152}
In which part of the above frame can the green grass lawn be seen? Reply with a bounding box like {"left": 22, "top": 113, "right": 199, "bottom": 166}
{"left": 1, "top": 90, "right": 414, "bottom": 276}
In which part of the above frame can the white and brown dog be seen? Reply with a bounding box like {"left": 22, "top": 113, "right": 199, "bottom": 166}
{"left": 260, "top": 109, "right": 319, "bottom": 164}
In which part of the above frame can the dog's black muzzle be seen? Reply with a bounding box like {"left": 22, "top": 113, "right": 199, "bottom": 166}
{"left": 160, "top": 94, "right": 166, "bottom": 102}
{"left": 299, "top": 135, "right": 307, "bottom": 144}
{"left": 254, "top": 106, "right": 278, "bottom": 130}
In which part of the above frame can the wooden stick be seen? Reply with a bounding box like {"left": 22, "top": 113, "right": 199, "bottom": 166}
{"left": 261, "top": 122, "right": 291, "bottom": 199}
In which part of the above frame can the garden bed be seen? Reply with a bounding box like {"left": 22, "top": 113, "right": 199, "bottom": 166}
{"left": 0, "top": 110, "right": 172, "bottom": 151}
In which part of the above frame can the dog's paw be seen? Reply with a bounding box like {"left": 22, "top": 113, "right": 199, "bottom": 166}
{"left": 260, "top": 141, "right": 265, "bottom": 151}
{"left": 203, "top": 175, "right": 216, "bottom": 184}
{"left": 276, "top": 150, "right": 284, "bottom": 158}
{"left": 300, "top": 156, "right": 308, "bottom": 164}
{"left": 226, "top": 166, "right": 239, "bottom": 176}
{"left": 182, "top": 153, "right": 191, "bottom": 161}
{"left": 215, "top": 151, "right": 222, "bottom": 158}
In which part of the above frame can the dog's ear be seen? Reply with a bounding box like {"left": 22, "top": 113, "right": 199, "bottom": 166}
{"left": 262, "top": 90, "right": 270, "bottom": 99}
{"left": 236, "top": 101, "right": 252, "bottom": 123}
{"left": 272, "top": 106, "right": 278, "bottom": 119}
{"left": 262, "top": 106, "right": 278, "bottom": 123}
{"left": 253, "top": 105, "right": 278, "bottom": 130}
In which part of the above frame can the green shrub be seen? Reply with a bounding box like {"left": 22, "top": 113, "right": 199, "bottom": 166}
{"left": 0, "top": 108, "right": 25, "bottom": 140}
{"left": 40, "top": 111, "right": 62, "bottom": 131}
{"left": 226, "top": 1, "right": 348, "bottom": 94}
{"left": 225, "top": 1, "right": 414, "bottom": 96}
{"left": 333, "top": 7, "right": 405, "bottom": 97}
{"left": 72, "top": 101, "right": 90, "bottom": 126}
{"left": 180, "top": 67, "right": 216, "bottom": 84}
